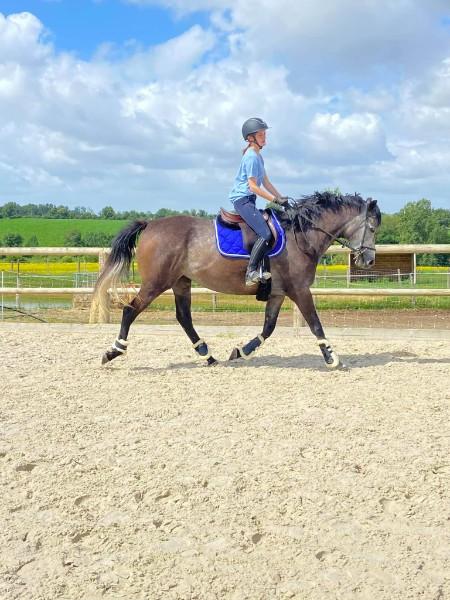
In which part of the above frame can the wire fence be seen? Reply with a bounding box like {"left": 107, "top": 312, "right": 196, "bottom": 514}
{"left": 1, "top": 268, "right": 449, "bottom": 329}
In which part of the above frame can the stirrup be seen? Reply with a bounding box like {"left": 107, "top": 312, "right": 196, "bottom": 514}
{"left": 245, "top": 270, "right": 260, "bottom": 286}
{"left": 259, "top": 263, "right": 271, "bottom": 281}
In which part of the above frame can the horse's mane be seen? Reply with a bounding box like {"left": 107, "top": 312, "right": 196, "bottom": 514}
{"left": 279, "top": 190, "right": 368, "bottom": 232}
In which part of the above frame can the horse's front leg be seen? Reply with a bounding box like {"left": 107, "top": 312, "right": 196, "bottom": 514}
{"left": 288, "top": 287, "right": 342, "bottom": 369}
{"left": 229, "top": 294, "right": 285, "bottom": 361}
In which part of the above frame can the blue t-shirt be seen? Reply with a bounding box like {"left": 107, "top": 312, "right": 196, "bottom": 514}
{"left": 229, "top": 149, "right": 266, "bottom": 204}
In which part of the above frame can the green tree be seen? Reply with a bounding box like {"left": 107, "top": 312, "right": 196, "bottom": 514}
{"left": 100, "top": 206, "right": 116, "bottom": 219}
{"left": 399, "top": 199, "right": 449, "bottom": 265}
{"left": 0, "top": 202, "right": 22, "bottom": 218}
{"left": 26, "top": 235, "right": 39, "bottom": 247}
{"left": 82, "top": 231, "right": 115, "bottom": 247}
{"left": 377, "top": 213, "right": 400, "bottom": 243}
{"left": 3, "top": 232, "right": 23, "bottom": 246}
{"left": 398, "top": 199, "right": 435, "bottom": 244}
{"left": 64, "top": 230, "right": 83, "bottom": 247}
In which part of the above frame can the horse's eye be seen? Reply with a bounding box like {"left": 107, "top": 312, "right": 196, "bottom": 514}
{"left": 369, "top": 225, "right": 376, "bottom": 233}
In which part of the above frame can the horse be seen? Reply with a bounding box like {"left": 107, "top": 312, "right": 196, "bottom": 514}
{"left": 92, "top": 191, "right": 381, "bottom": 369}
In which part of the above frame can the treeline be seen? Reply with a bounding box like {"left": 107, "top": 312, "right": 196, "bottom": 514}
{"left": 375, "top": 199, "right": 449, "bottom": 265}
{"left": 0, "top": 198, "right": 449, "bottom": 264}
{"left": 0, "top": 202, "right": 214, "bottom": 221}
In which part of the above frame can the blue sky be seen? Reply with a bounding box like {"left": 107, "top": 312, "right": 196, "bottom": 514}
{"left": 1, "top": 0, "right": 450, "bottom": 214}
{"left": 0, "top": 0, "right": 208, "bottom": 58}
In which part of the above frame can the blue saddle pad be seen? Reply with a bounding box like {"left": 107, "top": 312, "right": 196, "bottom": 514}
{"left": 214, "top": 210, "right": 286, "bottom": 258}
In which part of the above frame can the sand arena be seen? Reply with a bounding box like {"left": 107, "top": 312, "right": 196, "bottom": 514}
{"left": 1, "top": 323, "right": 450, "bottom": 599}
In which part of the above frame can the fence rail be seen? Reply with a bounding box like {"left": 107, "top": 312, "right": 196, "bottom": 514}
{"left": 2, "top": 287, "right": 450, "bottom": 297}
{"left": 1, "top": 246, "right": 449, "bottom": 324}
{"left": 1, "top": 286, "right": 449, "bottom": 326}
{"left": 1, "top": 244, "right": 450, "bottom": 256}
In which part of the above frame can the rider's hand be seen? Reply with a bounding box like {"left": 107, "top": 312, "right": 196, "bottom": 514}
{"left": 273, "top": 195, "right": 290, "bottom": 208}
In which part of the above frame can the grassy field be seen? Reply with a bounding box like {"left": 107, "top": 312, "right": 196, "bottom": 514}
{"left": 0, "top": 218, "right": 128, "bottom": 246}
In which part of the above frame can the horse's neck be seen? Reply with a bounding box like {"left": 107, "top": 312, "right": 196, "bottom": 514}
{"left": 312, "top": 206, "right": 360, "bottom": 256}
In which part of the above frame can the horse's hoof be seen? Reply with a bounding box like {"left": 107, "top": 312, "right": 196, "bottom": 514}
{"left": 101, "top": 349, "right": 124, "bottom": 365}
{"left": 326, "top": 360, "right": 341, "bottom": 370}
{"left": 207, "top": 357, "right": 219, "bottom": 367}
{"left": 229, "top": 347, "right": 242, "bottom": 361}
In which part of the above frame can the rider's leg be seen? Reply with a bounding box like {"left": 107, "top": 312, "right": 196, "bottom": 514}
{"left": 246, "top": 237, "right": 270, "bottom": 285}
{"left": 233, "top": 196, "right": 272, "bottom": 285}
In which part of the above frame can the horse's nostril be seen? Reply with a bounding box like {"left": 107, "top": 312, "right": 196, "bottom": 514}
{"left": 367, "top": 259, "right": 374, "bottom": 267}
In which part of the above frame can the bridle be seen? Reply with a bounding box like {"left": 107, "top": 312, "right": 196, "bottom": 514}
{"left": 286, "top": 197, "right": 376, "bottom": 259}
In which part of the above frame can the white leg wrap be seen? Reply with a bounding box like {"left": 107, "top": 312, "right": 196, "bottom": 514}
{"left": 238, "top": 335, "right": 265, "bottom": 360}
{"left": 192, "top": 339, "right": 211, "bottom": 361}
{"left": 112, "top": 338, "right": 128, "bottom": 353}
{"left": 317, "top": 338, "right": 340, "bottom": 369}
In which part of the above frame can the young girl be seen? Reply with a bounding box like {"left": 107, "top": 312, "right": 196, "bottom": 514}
{"left": 229, "top": 117, "right": 287, "bottom": 286}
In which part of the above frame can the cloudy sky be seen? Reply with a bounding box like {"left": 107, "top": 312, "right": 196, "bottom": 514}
{"left": 1, "top": 0, "right": 450, "bottom": 214}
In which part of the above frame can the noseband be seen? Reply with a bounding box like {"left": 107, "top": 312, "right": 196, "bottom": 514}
{"left": 287, "top": 197, "right": 376, "bottom": 259}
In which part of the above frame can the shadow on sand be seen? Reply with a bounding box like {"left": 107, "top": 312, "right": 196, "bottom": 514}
{"left": 122, "top": 350, "right": 450, "bottom": 372}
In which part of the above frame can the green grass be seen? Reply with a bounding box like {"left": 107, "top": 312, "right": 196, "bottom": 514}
{"left": 0, "top": 218, "right": 128, "bottom": 246}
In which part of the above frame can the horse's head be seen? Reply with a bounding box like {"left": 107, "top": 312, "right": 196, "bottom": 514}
{"left": 341, "top": 197, "right": 381, "bottom": 269}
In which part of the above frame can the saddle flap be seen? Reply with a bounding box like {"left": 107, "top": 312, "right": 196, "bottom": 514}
{"left": 220, "top": 207, "right": 244, "bottom": 224}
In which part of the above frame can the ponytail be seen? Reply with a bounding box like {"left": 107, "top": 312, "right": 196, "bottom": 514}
{"left": 242, "top": 142, "right": 251, "bottom": 155}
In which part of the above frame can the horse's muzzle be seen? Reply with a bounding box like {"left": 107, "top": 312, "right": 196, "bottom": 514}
{"left": 355, "top": 252, "right": 375, "bottom": 269}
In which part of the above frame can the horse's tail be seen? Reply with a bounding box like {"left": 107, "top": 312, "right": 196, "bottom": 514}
{"left": 92, "top": 220, "right": 149, "bottom": 314}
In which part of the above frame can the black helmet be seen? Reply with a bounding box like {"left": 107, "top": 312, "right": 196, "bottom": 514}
{"left": 242, "top": 117, "right": 269, "bottom": 140}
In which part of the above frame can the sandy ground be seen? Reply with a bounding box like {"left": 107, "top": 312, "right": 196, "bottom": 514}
{"left": 1, "top": 323, "right": 450, "bottom": 600}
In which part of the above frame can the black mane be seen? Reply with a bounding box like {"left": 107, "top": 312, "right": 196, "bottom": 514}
{"left": 279, "top": 190, "right": 367, "bottom": 232}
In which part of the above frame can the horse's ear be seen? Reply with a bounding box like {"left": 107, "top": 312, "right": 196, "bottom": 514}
{"left": 367, "top": 197, "right": 377, "bottom": 210}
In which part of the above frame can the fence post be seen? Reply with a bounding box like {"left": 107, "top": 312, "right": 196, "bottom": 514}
{"left": 16, "top": 270, "right": 20, "bottom": 309}
{"left": 292, "top": 305, "right": 306, "bottom": 330}
{"left": 347, "top": 253, "right": 351, "bottom": 287}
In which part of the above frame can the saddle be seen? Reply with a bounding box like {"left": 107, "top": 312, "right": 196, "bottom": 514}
{"left": 219, "top": 207, "right": 279, "bottom": 251}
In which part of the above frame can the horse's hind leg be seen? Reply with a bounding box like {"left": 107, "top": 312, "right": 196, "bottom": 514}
{"left": 101, "top": 284, "right": 166, "bottom": 364}
{"left": 288, "top": 288, "right": 341, "bottom": 369}
{"left": 173, "top": 277, "right": 218, "bottom": 366}
{"left": 229, "top": 294, "right": 285, "bottom": 361}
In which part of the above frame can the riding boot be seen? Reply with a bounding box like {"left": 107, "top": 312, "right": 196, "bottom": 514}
{"left": 245, "top": 237, "right": 270, "bottom": 286}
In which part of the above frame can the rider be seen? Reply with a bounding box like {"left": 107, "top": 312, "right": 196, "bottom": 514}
{"left": 229, "top": 117, "right": 288, "bottom": 286}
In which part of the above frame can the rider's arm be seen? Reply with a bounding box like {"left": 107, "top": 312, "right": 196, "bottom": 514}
{"left": 248, "top": 177, "right": 278, "bottom": 203}
{"left": 262, "top": 175, "right": 282, "bottom": 200}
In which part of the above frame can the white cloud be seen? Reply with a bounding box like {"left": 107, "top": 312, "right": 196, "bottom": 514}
{"left": 127, "top": 0, "right": 450, "bottom": 87}
{"left": 0, "top": 6, "right": 450, "bottom": 211}
{"left": 0, "top": 12, "right": 50, "bottom": 64}
{"left": 307, "top": 112, "right": 391, "bottom": 164}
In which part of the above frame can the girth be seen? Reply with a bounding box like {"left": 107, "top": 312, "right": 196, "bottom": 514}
{"left": 219, "top": 207, "right": 279, "bottom": 251}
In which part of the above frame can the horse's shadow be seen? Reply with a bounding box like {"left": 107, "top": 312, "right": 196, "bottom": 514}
{"left": 126, "top": 351, "right": 450, "bottom": 372}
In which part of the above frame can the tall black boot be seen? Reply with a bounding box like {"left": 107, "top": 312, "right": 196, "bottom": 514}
{"left": 245, "top": 237, "right": 270, "bottom": 286}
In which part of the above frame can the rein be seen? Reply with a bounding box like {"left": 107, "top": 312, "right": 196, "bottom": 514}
{"left": 286, "top": 197, "right": 375, "bottom": 258}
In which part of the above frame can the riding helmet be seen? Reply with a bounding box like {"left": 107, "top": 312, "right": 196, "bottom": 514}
{"left": 242, "top": 117, "right": 269, "bottom": 140}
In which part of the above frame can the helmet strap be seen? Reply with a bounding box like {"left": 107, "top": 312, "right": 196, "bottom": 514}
{"left": 248, "top": 135, "right": 263, "bottom": 150}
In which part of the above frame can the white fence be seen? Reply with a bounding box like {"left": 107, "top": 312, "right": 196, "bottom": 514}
{"left": 0, "top": 245, "right": 449, "bottom": 324}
